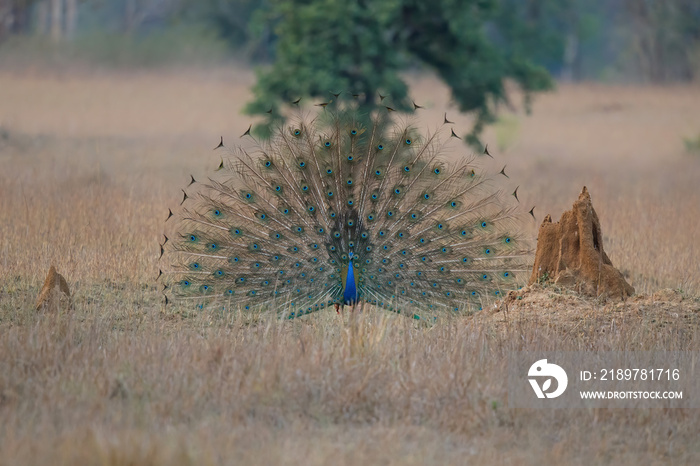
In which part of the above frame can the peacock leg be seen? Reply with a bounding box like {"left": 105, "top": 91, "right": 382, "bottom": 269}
{"left": 335, "top": 303, "right": 341, "bottom": 314}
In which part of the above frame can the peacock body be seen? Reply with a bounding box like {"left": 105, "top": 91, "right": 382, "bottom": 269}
{"left": 161, "top": 102, "right": 530, "bottom": 319}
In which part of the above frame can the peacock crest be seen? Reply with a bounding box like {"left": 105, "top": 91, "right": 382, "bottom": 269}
{"left": 159, "top": 100, "right": 531, "bottom": 319}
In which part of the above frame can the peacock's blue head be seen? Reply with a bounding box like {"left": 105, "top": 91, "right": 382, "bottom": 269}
{"left": 348, "top": 251, "right": 354, "bottom": 261}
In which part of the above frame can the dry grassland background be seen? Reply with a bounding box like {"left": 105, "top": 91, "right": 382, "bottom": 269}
{"left": 1, "top": 66, "right": 699, "bottom": 465}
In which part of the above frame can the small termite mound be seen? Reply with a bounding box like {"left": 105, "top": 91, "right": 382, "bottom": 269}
{"left": 528, "top": 186, "right": 634, "bottom": 300}
{"left": 36, "top": 265, "right": 72, "bottom": 312}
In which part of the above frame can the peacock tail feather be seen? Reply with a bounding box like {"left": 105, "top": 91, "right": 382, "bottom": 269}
{"left": 160, "top": 101, "right": 531, "bottom": 319}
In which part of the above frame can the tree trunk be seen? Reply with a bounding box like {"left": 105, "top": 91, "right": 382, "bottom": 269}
{"left": 36, "top": 1, "right": 50, "bottom": 36}
{"left": 0, "top": 1, "right": 9, "bottom": 40}
{"left": 10, "top": 1, "right": 31, "bottom": 34}
{"left": 65, "top": 0, "right": 77, "bottom": 39}
{"left": 561, "top": 32, "right": 579, "bottom": 82}
{"left": 50, "top": 0, "right": 63, "bottom": 42}
{"left": 125, "top": 0, "right": 136, "bottom": 34}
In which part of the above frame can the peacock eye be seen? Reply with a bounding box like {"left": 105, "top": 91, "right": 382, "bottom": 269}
{"left": 377, "top": 144, "right": 384, "bottom": 150}
{"left": 324, "top": 141, "right": 331, "bottom": 147}
{"left": 405, "top": 139, "right": 411, "bottom": 145}
{"left": 350, "top": 129, "right": 357, "bottom": 135}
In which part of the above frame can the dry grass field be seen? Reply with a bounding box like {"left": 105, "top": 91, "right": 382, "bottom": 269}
{"left": 1, "top": 66, "right": 700, "bottom": 465}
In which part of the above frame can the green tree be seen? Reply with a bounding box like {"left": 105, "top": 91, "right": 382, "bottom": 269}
{"left": 245, "top": 0, "right": 555, "bottom": 146}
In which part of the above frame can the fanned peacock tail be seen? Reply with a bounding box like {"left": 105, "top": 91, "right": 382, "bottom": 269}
{"left": 160, "top": 100, "right": 531, "bottom": 319}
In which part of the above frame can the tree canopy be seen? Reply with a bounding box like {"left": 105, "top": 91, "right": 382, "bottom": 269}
{"left": 245, "top": 0, "right": 555, "bottom": 146}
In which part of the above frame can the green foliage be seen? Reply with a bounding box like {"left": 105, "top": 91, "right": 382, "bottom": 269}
{"left": 173, "top": 0, "right": 274, "bottom": 60}
{"left": 620, "top": 0, "right": 700, "bottom": 82}
{"left": 73, "top": 25, "right": 229, "bottom": 67}
{"left": 245, "top": 0, "right": 410, "bottom": 137}
{"left": 494, "top": 114, "right": 520, "bottom": 153}
{"left": 0, "top": 24, "right": 229, "bottom": 69}
{"left": 685, "top": 132, "right": 700, "bottom": 156}
{"left": 246, "top": 0, "right": 556, "bottom": 146}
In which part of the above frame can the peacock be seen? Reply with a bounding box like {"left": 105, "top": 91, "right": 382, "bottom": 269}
{"left": 159, "top": 98, "right": 531, "bottom": 319}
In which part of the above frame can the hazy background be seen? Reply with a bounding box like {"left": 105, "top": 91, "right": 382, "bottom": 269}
{"left": 1, "top": 0, "right": 700, "bottom": 82}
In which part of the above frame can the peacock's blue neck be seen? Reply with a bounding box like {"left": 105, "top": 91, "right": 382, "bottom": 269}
{"left": 342, "top": 259, "right": 359, "bottom": 304}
